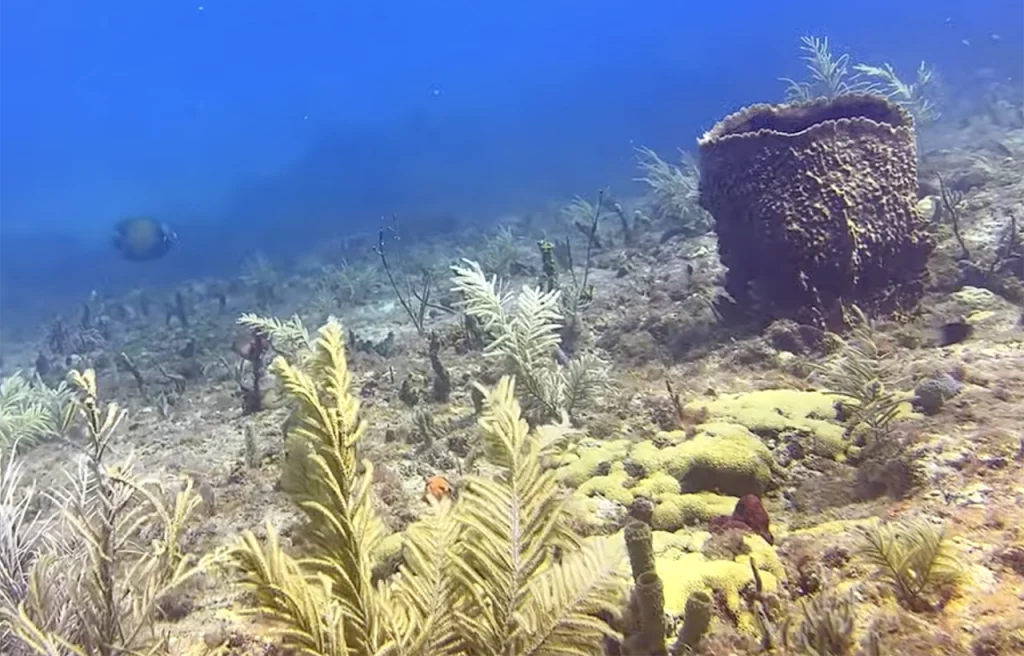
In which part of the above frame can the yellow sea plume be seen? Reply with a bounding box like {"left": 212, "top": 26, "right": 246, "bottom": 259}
{"left": 229, "top": 319, "right": 628, "bottom": 656}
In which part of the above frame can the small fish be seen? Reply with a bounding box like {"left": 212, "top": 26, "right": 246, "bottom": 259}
{"left": 112, "top": 217, "right": 177, "bottom": 261}
{"left": 938, "top": 318, "right": 973, "bottom": 347}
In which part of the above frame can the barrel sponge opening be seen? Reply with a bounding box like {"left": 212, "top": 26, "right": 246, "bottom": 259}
{"left": 700, "top": 94, "right": 912, "bottom": 143}
{"left": 697, "top": 94, "right": 931, "bottom": 328}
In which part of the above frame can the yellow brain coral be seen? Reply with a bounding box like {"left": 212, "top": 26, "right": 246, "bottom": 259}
{"left": 651, "top": 492, "right": 738, "bottom": 532}
{"left": 630, "top": 423, "right": 775, "bottom": 496}
{"left": 685, "top": 389, "right": 850, "bottom": 460}
{"left": 614, "top": 528, "right": 785, "bottom": 637}
{"left": 555, "top": 438, "right": 632, "bottom": 487}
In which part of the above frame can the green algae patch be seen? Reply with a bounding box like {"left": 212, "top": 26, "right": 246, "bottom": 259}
{"left": 685, "top": 389, "right": 850, "bottom": 459}
{"left": 650, "top": 492, "right": 737, "bottom": 532}
{"left": 554, "top": 438, "right": 632, "bottom": 487}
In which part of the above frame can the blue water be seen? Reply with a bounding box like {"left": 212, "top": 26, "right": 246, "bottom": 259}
{"left": 1, "top": 0, "right": 1021, "bottom": 316}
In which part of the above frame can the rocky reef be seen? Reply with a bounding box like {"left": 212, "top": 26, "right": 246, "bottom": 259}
{"left": 2, "top": 38, "right": 1024, "bottom": 656}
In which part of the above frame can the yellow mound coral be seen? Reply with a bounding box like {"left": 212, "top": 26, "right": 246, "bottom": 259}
{"left": 630, "top": 424, "right": 775, "bottom": 496}
{"left": 631, "top": 471, "right": 680, "bottom": 498}
{"left": 686, "top": 389, "right": 850, "bottom": 459}
{"left": 615, "top": 527, "right": 785, "bottom": 636}
{"left": 554, "top": 437, "right": 632, "bottom": 487}
{"left": 651, "top": 492, "right": 738, "bottom": 532}
{"left": 555, "top": 421, "right": 775, "bottom": 503}
{"left": 575, "top": 463, "right": 634, "bottom": 506}
{"left": 572, "top": 476, "right": 736, "bottom": 532}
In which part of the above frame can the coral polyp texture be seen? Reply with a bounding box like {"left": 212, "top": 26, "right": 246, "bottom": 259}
{"left": 697, "top": 93, "right": 934, "bottom": 328}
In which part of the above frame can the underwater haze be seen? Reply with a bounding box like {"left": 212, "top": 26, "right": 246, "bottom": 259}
{"left": 0, "top": 0, "right": 1020, "bottom": 320}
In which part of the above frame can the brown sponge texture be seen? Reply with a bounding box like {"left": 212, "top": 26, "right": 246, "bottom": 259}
{"left": 697, "top": 94, "right": 933, "bottom": 328}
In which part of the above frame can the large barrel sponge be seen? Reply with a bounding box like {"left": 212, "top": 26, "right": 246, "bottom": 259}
{"left": 697, "top": 94, "right": 934, "bottom": 328}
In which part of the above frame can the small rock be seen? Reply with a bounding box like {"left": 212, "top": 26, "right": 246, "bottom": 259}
{"left": 983, "top": 456, "right": 1008, "bottom": 470}
{"left": 937, "top": 448, "right": 971, "bottom": 470}
{"left": 959, "top": 482, "right": 993, "bottom": 507}
{"left": 913, "top": 373, "right": 962, "bottom": 415}
{"left": 995, "top": 545, "right": 1024, "bottom": 576}
{"left": 764, "top": 319, "right": 827, "bottom": 355}
{"left": 991, "top": 385, "right": 1013, "bottom": 402}
{"left": 949, "top": 168, "right": 991, "bottom": 193}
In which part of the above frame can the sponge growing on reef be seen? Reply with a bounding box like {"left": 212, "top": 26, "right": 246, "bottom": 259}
{"left": 698, "top": 94, "right": 934, "bottom": 329}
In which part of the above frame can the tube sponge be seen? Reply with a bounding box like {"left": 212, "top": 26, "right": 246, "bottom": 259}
{"left": 624, "top": 520, "right": 668, "bottom": 654}
{"left": 625, "top": 519, "right": 657, "bottom": 580}
{"left": 673, "top": 589, "right": 712, "bottom": 654}
{"left": 635, "top": 571, "right": 668, "bottom": 655}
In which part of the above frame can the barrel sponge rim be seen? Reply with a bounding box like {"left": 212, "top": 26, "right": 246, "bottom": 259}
{"left": 698, "top": 93, "right": 913, "bottom": 146}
